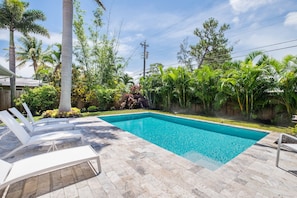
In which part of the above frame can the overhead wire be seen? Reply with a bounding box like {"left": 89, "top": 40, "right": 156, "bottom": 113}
{"left": 119, "top": 2, "right": 295, "bottom": 73}
{"left": 232, "top": 39, "right": 297, "bottom": 55}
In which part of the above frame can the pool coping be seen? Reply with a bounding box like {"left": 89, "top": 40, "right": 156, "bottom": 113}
{"left": 99, "top": 111, "right": 269, "bottom": 170}
{"left": 99, "top": 111, "right": 271, "bottom": 134}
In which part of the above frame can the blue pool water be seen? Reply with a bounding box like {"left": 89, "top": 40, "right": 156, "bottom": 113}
{"left": 99, "top": 112, "right": 268, "bottom": 170}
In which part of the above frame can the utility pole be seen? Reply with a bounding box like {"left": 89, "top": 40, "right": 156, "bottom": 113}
{"left": 140, "top": 41, "right": 149, "bottom": 78}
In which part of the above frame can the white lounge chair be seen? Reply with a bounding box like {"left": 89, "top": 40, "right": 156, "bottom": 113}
{"left": 0, "top": 110, "right": 84, "bottom": 159}
{"left": 276, "top": 133, "right": 297, "bottom": 167}
{"left": 9, "top": 107, "right": 75, "bottom": 133}
{"left": 0, "top": 145, "right": 101, "bottom": 191}
{"left": 22, "top": 102, "right": 70, "bottom": 126}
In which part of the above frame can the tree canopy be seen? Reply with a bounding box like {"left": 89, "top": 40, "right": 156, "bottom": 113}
{"left": 190, "top": 17, "right": 233, "bottom": 69}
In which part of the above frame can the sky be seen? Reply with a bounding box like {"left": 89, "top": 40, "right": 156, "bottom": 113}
{"left": 0, "top": 0, "right": 297, "bottom": 79}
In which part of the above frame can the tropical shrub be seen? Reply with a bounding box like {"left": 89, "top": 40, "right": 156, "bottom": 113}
{"left": 292, "top": 124, "right": 297, "bottom": 135}
{"left": 87, "top": 105, "right": 97, "bottom": 112}
{"left": 94, "top": 86, "right": 118, "bottom": 111}
{"left": 15, "top": 85, "right": 58, "bottom": 115}
{"left": 119, "top": 85, "right": 149, "bottom": 109}
{"left": 42, "top": 107, "right": 81, "bottom": 118}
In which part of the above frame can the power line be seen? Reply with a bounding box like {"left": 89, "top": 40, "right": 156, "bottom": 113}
{"left": 123, "top": 45, "right": 141, "bottom": 67}
{"left": 263, "top": 45, "right": 297, "bottom": 53}
{"left": 153, "top": 44, "right": 297, "bottom": 69}
{"left": 232, "top": 39, "right": 297, "bottom": 55}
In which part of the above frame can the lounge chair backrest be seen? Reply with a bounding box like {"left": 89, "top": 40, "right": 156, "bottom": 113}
{"left": 9, "top": 107, "right": 33, "bottom": 132}
{"left": 0, "top": 160, "right": 12, "bottom": 184}
{"left": 22, "top": 102, "right": 34, "bottom": 123}
{"left": 0, "top": 111, "right": 31, "bottom": 144}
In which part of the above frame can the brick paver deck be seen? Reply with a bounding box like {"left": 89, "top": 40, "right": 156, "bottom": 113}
{"left": 0, "top": 115, "right": 296, "bottom": 197}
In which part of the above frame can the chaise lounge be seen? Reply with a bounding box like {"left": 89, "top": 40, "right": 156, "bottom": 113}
{"left": 8, "top": 107, "right": 75, "bottom": 133}
{"left": 0, "top": 145, "right": 101, "bottom": 191}
{"left": 0, "top": 110, "right": 84, "bottom": 159}
{"left": 276, "top": 133, "right": 297, "bottom": 167}
{"left": 22, "top": 102, "right": 70, "bottom": 126}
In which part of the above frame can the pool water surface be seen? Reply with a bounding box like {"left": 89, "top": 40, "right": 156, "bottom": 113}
{"left": 99, "top": 113, "right": 268, "bottom": 170}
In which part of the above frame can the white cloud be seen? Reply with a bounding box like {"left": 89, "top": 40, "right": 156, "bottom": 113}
{"left": 0, "top": 57, "right": 8, "bottom": 68}
{"left": 118, "top": 43, "right": 135, "bottom": 58}
{"left": 34, "top": 32, "right": 62, "bottom": 45}
{"left": 232, "top": 17, "right": 240, "bottom": 24}
{"left": 229, "top": 0, "right": 276, "bottom": 13}
{"left": 119, "top": 12, "right": 182, "bottom": 33}
{"left": 0, "top": 57, "right": 34, "bottom": 77}
{"left": 0, "top": 30, "right": 8, "bottom": 41}
{"left": 284, "top": 12, "right": 297, "bottom": 27}
{"left": 232, "top": 24, "right": 297, "bottom": 61}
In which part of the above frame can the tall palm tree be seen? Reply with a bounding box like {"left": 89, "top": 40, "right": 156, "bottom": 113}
{"left": 59, "top": 0, "right": 105, "bottom": 112}
{"left": 16, "top": 35, "right": 50, "bottom": 73}
{"left": 220, "top": 52, "right": 274, "bottom": 119}
{"left": 192, "top": 65, "right": 220, "bottom": 114}
{"left": 277, "top": 55, "right": 297, "bottom": 115}
{"left": 43, "top": 43, "right": 62, "bottom": 86}
{"left": 0, "top": 0, "right": 49, "bottom": 106}
{"left": 45, "top": 43, "right": 62, "bottom": 74}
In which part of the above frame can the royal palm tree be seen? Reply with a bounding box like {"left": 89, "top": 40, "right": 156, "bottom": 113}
{"left": 59, "top": 0, "right": 105, "bottom": 112}
{"left": 0, "top": 0, "right": 49, "bottom": 106}
{"left": 120, "top": 73, "right": 134, "bottom": 86}
{"left": 16, "top": 35, "right": 50, "bottom": 74}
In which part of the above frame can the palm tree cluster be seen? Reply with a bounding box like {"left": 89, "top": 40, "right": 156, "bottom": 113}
{"left": 0, "top": 0, "right": 49, "bottom": 106}
{"left": 1, "top": 0, "right": 296, "bottom": 125}
{"left": 141, "top": 52, "right": 297, "bottom": 124}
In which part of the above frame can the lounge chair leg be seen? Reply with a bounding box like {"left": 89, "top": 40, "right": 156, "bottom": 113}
{"left": 97, "top": 156, "right": 102, "bottom": 174}
{"left": 47, "top": 142, "right": 56, "bottom": 152}
{"left": 53, "top": 143, "right": 58, "bottom": 150}
{"left": 2, "top": 184, "right": 10, "bottom": 197}
{"left": 81, "top": 136, "right": 85, "bottom": 145}
{"left": 276, "top": 134, "right": 283, "bottom": 167}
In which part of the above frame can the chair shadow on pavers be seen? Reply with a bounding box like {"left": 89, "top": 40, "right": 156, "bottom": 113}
{"left": 75, "top": 122, "right": 120, "bottom": 149}
{"left": 1, "top": 162, "right": 97, "bottom": 197}
{"left": 0, "top": 146, "right": 101, "bottom": 198}
{"left": 288, "top": 170, "right": 297, "bottom": 176}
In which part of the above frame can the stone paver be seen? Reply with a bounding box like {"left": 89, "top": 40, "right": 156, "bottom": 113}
{"left": 0, "top": 115, "right": 297, "bottom": 197}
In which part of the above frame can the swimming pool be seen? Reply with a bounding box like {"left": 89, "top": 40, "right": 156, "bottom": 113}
{"left": 99, "top": 112, "right": 268, "bottom": 170}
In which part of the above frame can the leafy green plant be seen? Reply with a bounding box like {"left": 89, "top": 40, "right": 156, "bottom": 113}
{"left": 292, "top": 124, "right": 297, "bottom": 135}
{"left": 15, "top": 85, "right": 58, "bottom": 115}
{"left": 87, "top": 105, "right": 97, "bottom": 112}
{"left": 94, "top": 86, "right": 117, "bottom": 110}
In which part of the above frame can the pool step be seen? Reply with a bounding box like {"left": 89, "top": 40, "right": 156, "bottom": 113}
{"left": 182, "top": 151, "right": 224, "bottom": 171}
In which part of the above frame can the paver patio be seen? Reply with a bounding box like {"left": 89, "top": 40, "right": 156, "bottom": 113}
{"left": 0, "top": 115, "right": 296, "bottom": 197}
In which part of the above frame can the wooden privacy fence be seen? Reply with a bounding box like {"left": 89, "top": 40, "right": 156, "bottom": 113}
{"left": 0, "top": 77, "right": 41, "bottom": 110}
{"left": 0, "top": 88, "right": 23, "bottom": 110}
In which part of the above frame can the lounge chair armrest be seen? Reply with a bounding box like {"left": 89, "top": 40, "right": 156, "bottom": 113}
{"left": 276, "top": 133, "right": 297, "bottom": 167}
{"left": 278, "top": 133, "right": 297, "bottom": 145}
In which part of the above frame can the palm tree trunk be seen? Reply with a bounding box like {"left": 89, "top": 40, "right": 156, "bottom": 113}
{"left": 59, "top": 0, "right": 73, "bottom": 112}
{"left": 245, "top": 91, "right": 249, "bottom": 117}
{"left": 236, "top": 90, "right": 243, "bottom": 112}
{"left": 9, "top": 29, "right": 16, "bottom": 107}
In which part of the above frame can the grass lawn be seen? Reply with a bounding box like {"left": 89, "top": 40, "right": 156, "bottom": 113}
{"left": 82, "top": 109, "right": 295, "bottom": 134}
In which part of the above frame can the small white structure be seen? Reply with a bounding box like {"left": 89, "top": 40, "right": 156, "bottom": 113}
{"left": 292, "top": 115, "right": 297, "bottom": 123}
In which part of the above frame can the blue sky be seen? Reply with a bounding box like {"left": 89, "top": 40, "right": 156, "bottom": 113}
{"left": 0, "top": 0, "right": 297, "bottom": 78}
